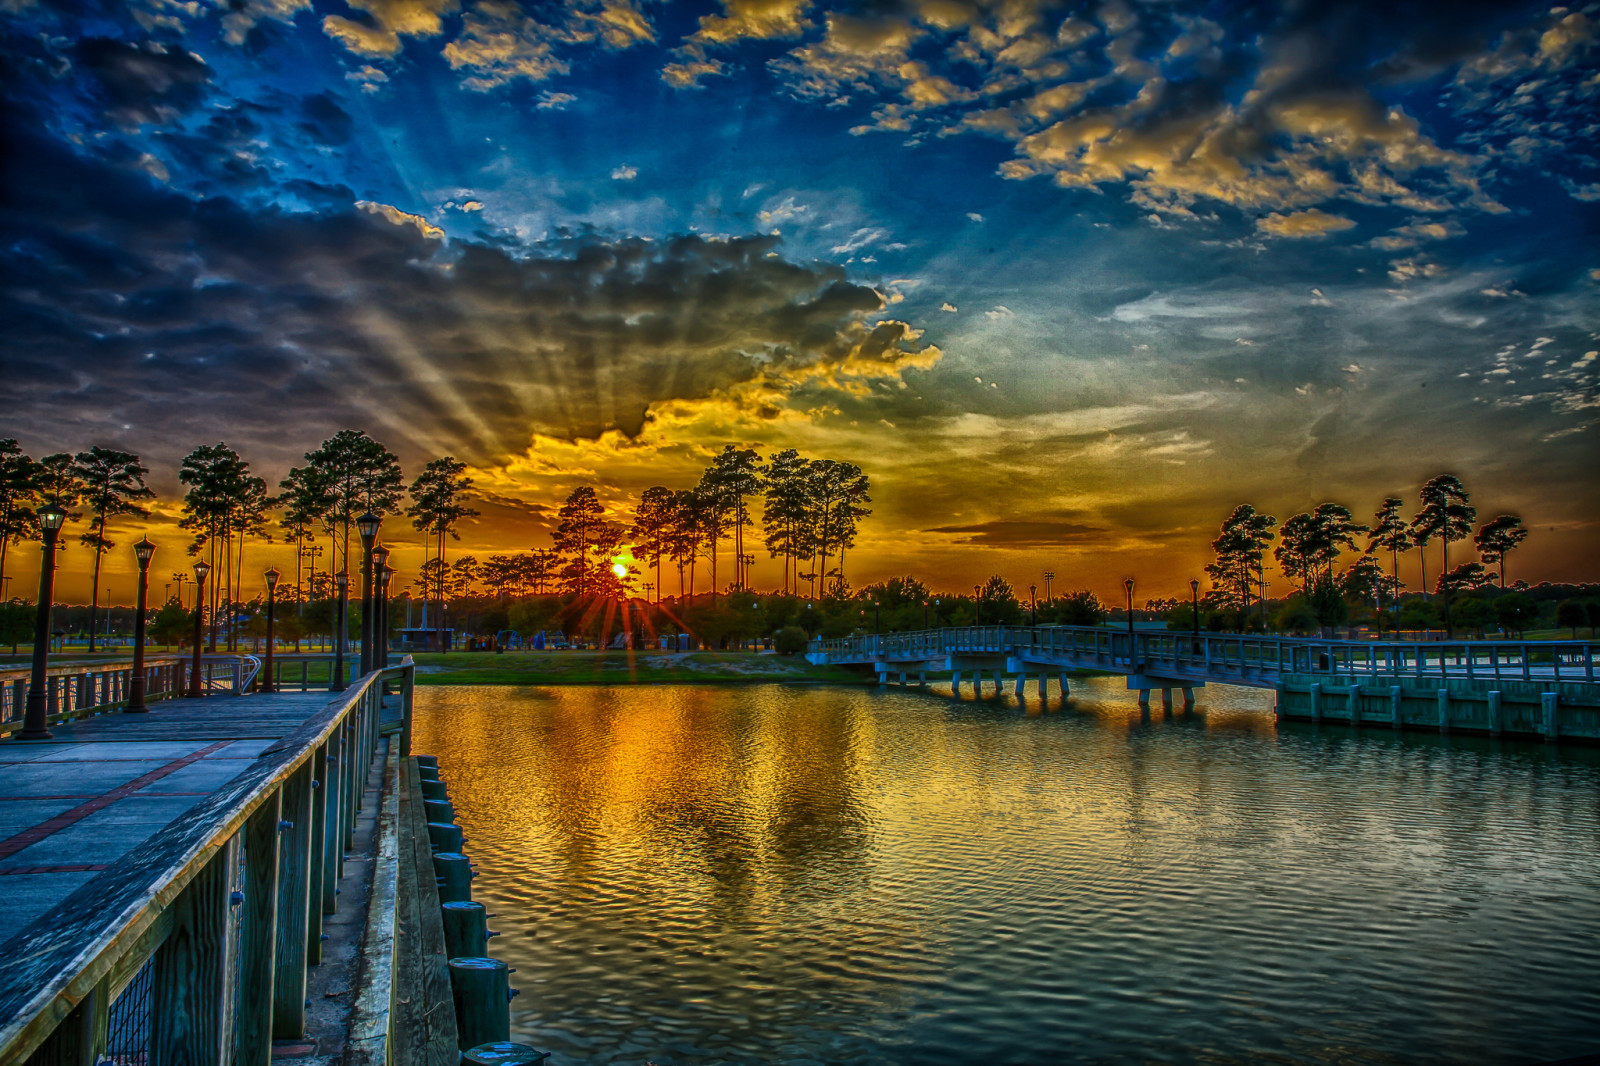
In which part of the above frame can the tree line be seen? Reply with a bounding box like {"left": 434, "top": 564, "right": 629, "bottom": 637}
{"left": 1206, "top": 474, "right": 1530, "bottom": 633}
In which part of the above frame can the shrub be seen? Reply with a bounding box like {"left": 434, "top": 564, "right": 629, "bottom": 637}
{"left": 773, "top": 626, "right": 810, "bottom": 656}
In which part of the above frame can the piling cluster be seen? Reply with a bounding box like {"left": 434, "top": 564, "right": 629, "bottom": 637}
{"left": 416, "top": 753, "right": 549, "bottom": 1065}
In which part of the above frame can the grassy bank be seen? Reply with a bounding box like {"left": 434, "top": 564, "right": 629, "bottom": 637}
{"left": 408, "top": 650, "right": 871, "bottom": 686}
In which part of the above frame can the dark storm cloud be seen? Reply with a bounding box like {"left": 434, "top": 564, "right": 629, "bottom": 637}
{"left": 75, "top": 38, "right": 212, "bottom": 128}
{"left": 0, "top": 112, "right": 931, "bottom": 484}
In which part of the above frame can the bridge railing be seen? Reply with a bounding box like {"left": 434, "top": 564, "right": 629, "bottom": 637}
{"left": 0, "top": 655, "right": 270, "bottom": 734}
{"left": 0, "top": 657, "right": 417, "bottom": 1063}
{"left": 811, "top": 627, "right": 1598, "bottom": 684}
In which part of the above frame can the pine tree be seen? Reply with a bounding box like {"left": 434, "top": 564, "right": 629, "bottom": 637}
{"left": 0, "top": 440, "right": 43, "bottom": 601}
{"left": 631, "top": 487, "right": 676, "bottom": 604}
{"left": 72, "top": 448, "right": 155, "bottom": 651}
{"left": 553, "top": 486, "right": 606, "bottom": 597}
{"left": 1473, "top": 514, "right": 1528, "bottom": 588}
{"left": 406, "top": 457, "right": 479, "bottom": 655}
{"left": 303, "top": 430, "right": 405, "bottom": 576}
{"left": 1204, "top": 504, "right": 1275, "bottom": 624}
{"left": 1411, "top": 474, "right": 1475, "bottom": 630}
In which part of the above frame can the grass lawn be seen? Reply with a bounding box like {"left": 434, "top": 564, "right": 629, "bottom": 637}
{"left": 405, "top": 650, "right": 871, "bottom": 686}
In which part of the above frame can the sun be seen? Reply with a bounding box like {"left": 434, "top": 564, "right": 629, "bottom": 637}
{"left": 612, "top": 562, "right": 627, "bottom": 579}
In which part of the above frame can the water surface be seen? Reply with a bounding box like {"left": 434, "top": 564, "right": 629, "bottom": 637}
{"left": 412, "top": 678, "right": 1600, "bottom": 1066}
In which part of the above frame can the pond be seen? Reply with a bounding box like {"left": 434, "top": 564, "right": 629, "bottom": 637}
{"left": 412, "top": 678, "right": 1600, "bottom": 1066}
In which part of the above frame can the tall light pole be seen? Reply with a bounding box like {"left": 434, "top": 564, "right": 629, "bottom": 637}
{"left": 262, "top": 567, "right": 280, "bottom": 693}
{"left": 1030, "top": 584, "right": 1037, "bottom": 626}
{"left": 127, "top": 538, "right": 154, "bottom": 713}
{"left": 973, "top": 584, "right": 982, "bottom": 626}
{"left": 372, "top": 544, "right": 391, "bottom": 669}
{"left": 1190, "top": 578, "right": 1200, "bottom": 642}
{"left": 1044, "top": 570, "right": 1055, "bottom": 604}
{"left": 1123, "top": 577, "right": 1135, "bottom": 665}
{"left": 356, "top": 512, "right": 381, "bottom": 676}
{"left": 330, "top": 570, "right": 348, "bottom": 692}
{"left": 922, "top": 599, "right": 929, "bottom": 629}
{"left": 18, "top": 503, "right": 67, "bottom": 740}
{"left": 872, "top": 598, "right": 880, "bottom": 635}
{"left": 188, "top": 561, "right": 211, "bottom": 698}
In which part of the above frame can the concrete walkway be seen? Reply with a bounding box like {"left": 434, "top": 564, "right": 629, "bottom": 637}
{"left": 0, "top": 691, "right": 334, "bottom": 929}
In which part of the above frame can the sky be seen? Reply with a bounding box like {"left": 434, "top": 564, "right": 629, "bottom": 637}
{"left": 2, "top": 0, "right": 1598, "bottom": 604}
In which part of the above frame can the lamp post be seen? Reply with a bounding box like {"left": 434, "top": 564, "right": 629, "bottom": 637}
{"left": 872, "top": 598, "right": 880, "bottom": 635}
{"left": 372, "top": 544, "right": 391, "bottom": 669}
{"left": 262, "top": 567, "right": 280, "bottom": 693}
{"left": 330, "top": 570, "right": 348, "bottom": 692}
{"left": 1030, "top": 584, "right": 1037, "bottom": 626}
{"left": 376, "top": 561, "right": 393, "bottom": 668}
{"left": 18, "top": 503, "right": 67, "bottom": 740}
{"left": 1123, "top": 577, "right": 1135, "bottom": 665}
{"left": 356, "top": 512, "right": 381, "bottom": 676}
{"left": 188, "top": 561, "right": 211, "bottom": 698}
{"left": 127, "top": 538, "right": 155, "bottom": 713}
{"left": 973, "top": 584, "right": 982, "bottom": 626}
{"left": 922, "top": 599, "right": 929, "bottom": 629}
{"left": 1190, "top": 579, "right": 1200, "bottom": 640}
{"left": 1044, "top": 570, "right": 1055, "bottom": 604}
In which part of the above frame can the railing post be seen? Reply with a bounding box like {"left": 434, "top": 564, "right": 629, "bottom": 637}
{"left": 322, "top": 731, "right": 344, "bottom": 915}
{"left": 401, "top": 664, "right": 416, "bottom": 757}
{"left": 151, "top": 840, "right": 234, "bottom": 1064}
{"left": 237, "top": 793, "right": 283, "bottom": 1064}
{"left": 274, "top": 762, "right": 314, "bottom": 1038}
{"left": 307, "top": 744, "right": 329, "bottom": 962}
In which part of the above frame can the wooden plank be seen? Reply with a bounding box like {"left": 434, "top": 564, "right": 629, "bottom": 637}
{"left": 395, "top": 756, "right": 460, "bottom": 1065}
{"left": 235, "top": 794, "right": 281, "bottom": 1065}
{"left": 345, "top": 739, "right": 400, "bottom": 1066}
{"left": 322, "top": 729, "right": 344, "bottom": 916}
{"left": 273, "top": 762, "right": 313, "bottom": 1038}
{"left": 150, "top": 842, "right": 232, "bottom": 1066}
{"left": 306, "top": 745, "right": 327, "bottom": 965}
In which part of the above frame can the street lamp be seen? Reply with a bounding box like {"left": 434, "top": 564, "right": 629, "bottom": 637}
{"left": 188, "top": 561, "right": 211, "bottom": 698}
{"left": 872, "top": 598, "right": 880, "bottom": 635}
{"left": 1030, "top": 584, "right": 1037, "bottom": 626}
{"left": 1123, "top": 577, "right": 1135, "bottom": 664}
{"left": 356, "top": 512, "right": 381, "bottom": 676}
{"left": 127, "top": 538, "right": 155, "bottom": 713}
{"left": 262, "top": 567, "right": 280, "bottom": 693}
{"left": 1190, "top": 578, "right": 1201, "bottom": 641}
{"left": 18, "top": 503, "right": 67, "bottom": 739}
{"left": 330, "top": 570, "right": 349, "bottom": 692}
{"left": 372, "top": 544, "right": 391, "bottom": 669}
{"left": 1044, "top": 570, "right": 1055, "bottom": 604}
{"left": 973, "top": 584, "right": 982, "bottom": 626}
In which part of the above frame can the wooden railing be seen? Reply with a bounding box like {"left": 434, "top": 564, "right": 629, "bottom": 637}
{"left": 810, "top": 626, "right": 1600, "bottom": 686}
{"left": 0, "top": 658, "right": 416, "bottom": 1063}
{"left": 0, "top": 656, "right": 271, "bottom": 733}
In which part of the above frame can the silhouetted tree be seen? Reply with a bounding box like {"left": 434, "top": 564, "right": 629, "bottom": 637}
{"left": 72, "top": 447, "right": 154, "bottom": 652}
{"left": 631, "top": 486, "right": 676, "bottom": 604}
{"left": 1412, "top": 475, "right": 1475, "bottom": 633}
{"left": 0, "top": 440, "right": 42, "bottom": 600}
{"left": 407, "top": 456, "right": 478, "bottom": 655}
{"left": 1205, "top": 504, "right": 1275, "bottom": 626}
{"left": 304, "top": 430, "right": 404, "bottom": 576}
{"left": 1474, "top": 514, "right": 1528, "bottom": 588}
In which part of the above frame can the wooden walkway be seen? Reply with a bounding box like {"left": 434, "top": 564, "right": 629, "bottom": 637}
{"left": 0, "top": 692, "right": 336, "bottom": 932}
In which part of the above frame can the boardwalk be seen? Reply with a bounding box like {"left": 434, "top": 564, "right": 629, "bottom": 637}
{"left": 0, "top": 691, "right": 334, "bottom": 931}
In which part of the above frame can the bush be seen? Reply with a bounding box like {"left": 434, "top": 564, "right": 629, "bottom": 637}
{"left": 773, "top": 626, "right": 810, "bottom": 656}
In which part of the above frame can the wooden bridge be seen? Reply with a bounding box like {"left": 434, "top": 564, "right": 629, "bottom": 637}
{"left": 809, "top": 626, "right": 1600, "bottom": 742}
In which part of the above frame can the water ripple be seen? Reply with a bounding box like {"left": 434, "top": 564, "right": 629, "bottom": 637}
{"left": 414, "top": 679, "right": 1600, "bottom": 1066}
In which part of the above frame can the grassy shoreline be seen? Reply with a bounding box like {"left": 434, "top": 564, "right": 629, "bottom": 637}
{"left": 406, "top": 650, "right": 874, "bottom": 686}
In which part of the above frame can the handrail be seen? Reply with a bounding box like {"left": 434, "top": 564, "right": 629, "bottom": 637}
{"left": 0, "top": 657, "right": 416, "bottom": 1061}
{"left": 808, "top": 626, "right": 1599, "bottom": 686}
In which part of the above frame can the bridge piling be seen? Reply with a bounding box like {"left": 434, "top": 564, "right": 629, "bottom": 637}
{"left": 951, "top": 671, "right": 961, "bottom": 696}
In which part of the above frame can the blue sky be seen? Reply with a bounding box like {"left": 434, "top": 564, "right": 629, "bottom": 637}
{"left": 2, "top": 0, "right": 1597, "bottom": 596}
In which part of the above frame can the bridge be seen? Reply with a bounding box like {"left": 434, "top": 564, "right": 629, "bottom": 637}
{"left": 808, "top": 626, "right": 1600, "bottom": 742}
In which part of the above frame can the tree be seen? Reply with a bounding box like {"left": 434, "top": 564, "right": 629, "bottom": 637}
{"left": 976, "top": 575, "right": 1021, "bottom": 624}
{"left": 1494, "top": 592, "right": 1537, "bottom": 636}
{"left": 702, "top": 446, "right": 763, "bottom": 592}
{"left": 1274, "top": 504, "right": 1365, "bottom": 595}
{"left": 1436, "top": 562, "right": 1490, "bottom": 595}
{"left": 303, "top": 430, "right": 405, "bottom": 577}
{"left": 279, "top": 464, "right": 334, "bottom": 609}
{"left": 1367, "top": 497, "right": 1412, "bottom": 629}
{"left": 761, "top": 448, "right": 811, "bottom": 595}
{"left": 667, "top": 488, "right": 704, "bottom": 599}
{"left": 1555, "top": 599, "right": 1587, "bottom": 638}
{"left": 631, "top": 487, "right": 676, "bottom": 604}
{"left": 149, "top": 600, "right": 192, "bottom": 649}
{"left": 71, "top": 448, "right": 155, "bottom": 652}
{"left": 179, "top": 443, "right": 252, "bottom": 650}
{"left": 805, "top": 460, "right": 870, "bottom": 598}
{"left": 407, "top": 457, "right": 478, "bottom": 655}
{"left": 553, "top": 486, "right": 607, "bottom": 597}
{"left": 1205, "top": 504, "right": 1275, "bottom": 625}
{"left": 1, "top": 599, "right": 33, "bottom": 654}
{"left": 0, "top": 440, "right": 42, "bottom": 601}
{"left": 1411, "top": 474, "right": 1475, "bottom": 631}
{"left": 1474, "top": 515, "right": 1528, "bottom": 588}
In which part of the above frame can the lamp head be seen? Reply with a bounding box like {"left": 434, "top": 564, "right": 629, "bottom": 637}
{"left": 1123, "top": 577, "right": 1134, "bottom": 597}
{"left": 334, "top": 570, "right": 348, "bottom": 590}
{"left": 356, "top": 511, "right": 382, "bottom": 539}
{"left": 37, "top": 503, "right": 66, "bottom": 533}
{"left": 1191, "top": 578, "right": 1200, "bottom": 595}
{"left": 133, "top": 537, "right": 155, "bottom": 567}
{"left": 194, "top": 561, "right": 210, "bottom": 582}
{"left": 372, "top": 543, "right": 391, "bottom": 566}
{"left": 264, "top": 567, "right": 280, "bottom": 591}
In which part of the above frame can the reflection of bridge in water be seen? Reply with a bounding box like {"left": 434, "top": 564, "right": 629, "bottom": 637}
{"left": 808, "top": 626, "right": 1600, "bottom": 744}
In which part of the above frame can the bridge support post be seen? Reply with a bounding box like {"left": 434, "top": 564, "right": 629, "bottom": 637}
{"left": 918, "top": 671, "right": 926, "bottom": 687}
{"left": 1274, "top": 683, "right": 1285, "bottom": 720}
{"left": 1309, "top": 682, "right": 1322, "bottom": 722}
{"left": 1437, "top": 688, "right": 1451, "bottom": 733}
{"left": 1182, "top": 687, "right": 1195, "bottom": 709}
{"left": 1349, "top": 684, "right": 1361, "bottom": 725}
{"left": 899, "top": 670, "right": 907, "bottom": 687}
{"left": 1137, "top": 689, "right": 1150, "bottom": 709}
{"left": 1039, "top": 675, "right": 1048, "bottom": 699}
{"left": 1390, "top": 686, "right": 1403, "bottom": 730}
{"left": 992, "top": 670, "right": 1004, "bottom": 695}
{"left": 1059, "top": 674, "right": 1070, "bottom": 697}
{"left": 1542, "top": 693, "right": 1558, "bottom": 741}
{"left": 1014, "top": 673, "right": 1025, "bottom": 697}
{"left": 1488, "top": 690, "right": 1502, "bottom": 736}
{"left": 1160, "top": 688, "right": 1173, "bottom": 712}
{"left": 951, "top": 671, "right": 961, "bottom": 696}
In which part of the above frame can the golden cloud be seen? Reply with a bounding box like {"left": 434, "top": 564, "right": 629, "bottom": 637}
{"left": 1256, "top": 208, "right": 1357, "bottom": 239}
